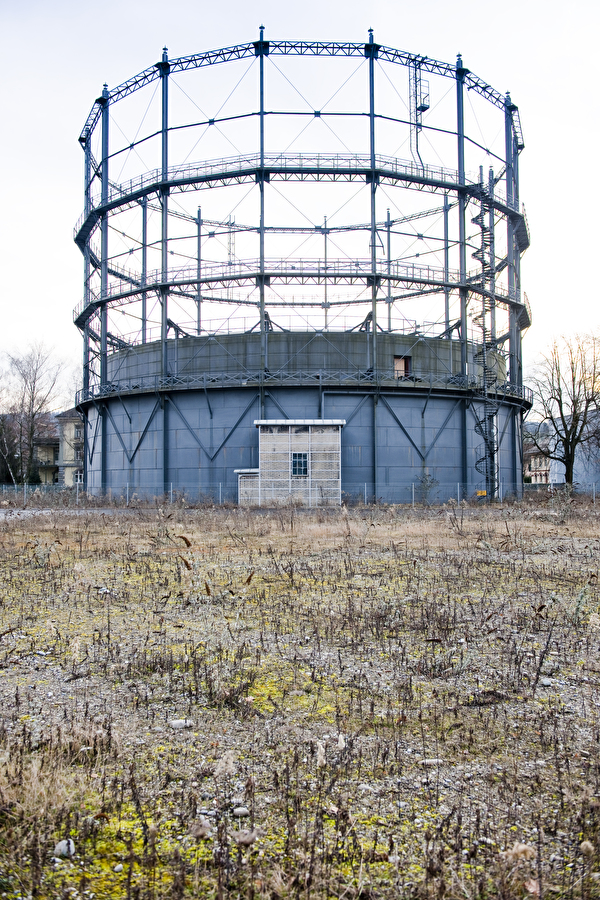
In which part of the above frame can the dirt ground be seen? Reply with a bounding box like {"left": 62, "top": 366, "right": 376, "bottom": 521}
{"left": 1, "top": 498, "right": 600, "bottom": 899}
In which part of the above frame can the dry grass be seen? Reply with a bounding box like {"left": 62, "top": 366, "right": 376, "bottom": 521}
{"left": 0, "top": 498, "right": 599, "bottom": 898}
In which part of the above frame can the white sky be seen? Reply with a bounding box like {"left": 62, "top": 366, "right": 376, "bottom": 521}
{"left": 1, "top": 0, "right": 597, "bottom": 399}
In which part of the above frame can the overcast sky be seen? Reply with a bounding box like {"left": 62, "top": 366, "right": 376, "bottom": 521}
{"left": 1, "top": 0, "right": 596, "bottom": 399}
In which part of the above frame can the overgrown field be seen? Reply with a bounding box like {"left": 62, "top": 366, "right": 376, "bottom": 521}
{"left": 1, "top": 500, "right": 600, "bottom": 899}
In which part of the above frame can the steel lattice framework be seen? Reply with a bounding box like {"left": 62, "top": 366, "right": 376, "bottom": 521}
{"left": 74, "top": 29, "right": 531, "bottom": 500}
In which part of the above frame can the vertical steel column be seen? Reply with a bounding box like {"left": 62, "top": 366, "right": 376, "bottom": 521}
{"left": 443, "top": 193, "right": 452, "bottom": 376}
{"left": 99, "top": 84, "right": 109, "bottom": 493}
{"left": 456, "top": 57, "right": 468, "bottom": 374}
{"left": 443, "top": 194, "right": 450, "bottom": 334}
{"left": 323, "top": 216, "right": 329, "bottom": 330}
{"left": 141, "top": 196, "right": 147, "bottom": 343}
{"left": 505, "top": 94, "right": 517, "bottom": 385}
{"left": 159, "top": 48, "right": 170, "bottom": 493}
{"left": 456, "top": 55, "right": 469, "bottom": 487}
{"left": 82, "top": 134, "right": 92, "bottom": 492}
{"left": 366, "top": 29, "right": 379, "bottom": 502}
{"left": 256, "top": 26, "right": 268, "bottom": 418}
{"left": 82, "top": 135, "right": 92, "bottom": 395}
{"left": 386, "top": 209, "right": 392, "bottom": 332}
{"left": 100, "top": 86, "right": 109, "bottom": 387}
{"left": 366, "top": 29, "right": 378, "bottom": 375}
{"left": 196, "top": 207, "right": 202, "bottom": 334}
{"left": 159, "top": 48, "right": 170, "bottom": 377}
{"left": 512, "top": 139, "right": 522, "bottom": 388}
{"left": 505, "top": 93, "right": 521, "bottom": 492}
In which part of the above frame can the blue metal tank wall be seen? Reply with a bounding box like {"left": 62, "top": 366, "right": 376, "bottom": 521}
{"left": 84, "top": 380, "right": 524, "bottom": 501}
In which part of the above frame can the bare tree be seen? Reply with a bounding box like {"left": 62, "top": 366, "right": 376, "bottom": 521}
{"left": 0, "top": 402, "right": 18, "bottom": 486}
{"left": 0, "top": 345, "right": 62, "bottom": 484}
{"left": 529, "top": 335, "right": 600, "bottom": 485}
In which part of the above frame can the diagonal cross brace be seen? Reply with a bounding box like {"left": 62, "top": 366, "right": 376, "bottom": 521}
{"left": 166, "top": 393, "right": 259, "bottom": 461}
{"left": 379, "top": 395, "right": 424, "bottom": 460}
{"left": 85, "top": 412, "right": 101, "bottom": 464}
{"left": 105, "top": 400, "right": 161, "bottom": 464}
{"left": 422, "top": 398, "right": 462, "bottom": 460}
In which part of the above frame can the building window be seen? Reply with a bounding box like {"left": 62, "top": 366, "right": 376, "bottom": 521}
{"left": 394, "top": 356, "right": 411, "bottom": 377}
{"left": 75, "top": 471, "right": 83, "bottom": 484}
{"left": 291, "top": 452, "right": 308, "bottom": 477}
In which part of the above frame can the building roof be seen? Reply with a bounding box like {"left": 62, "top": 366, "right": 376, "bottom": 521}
{"left": 56, "top": 407, "right": 83, "bottom": 420}
{"left": 254, "top": 419, "right": 346, "bottom": 427}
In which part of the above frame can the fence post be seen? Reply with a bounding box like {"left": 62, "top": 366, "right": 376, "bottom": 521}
{"left": 594, "top": 483, "right": 596, "bottom": 506}
{"left": 170, "top": 483, "right": 173, "bottom": 504}
{"left": 364, "top": 483, "right": 367, "bottom": 505}
{"left": 219, "top": 483, "right": 222, "bottom": 505}
{"left": 126, "top": 483, "right": 129, "bottom": 506}
{"left": 412, "top": 483, "right": 415, "bottom": 508}
{"left": 457, "top": 483, "right": 460, "bottom": 504}
{"left": 24, "top": 483, "right": 27, "bottom": 507}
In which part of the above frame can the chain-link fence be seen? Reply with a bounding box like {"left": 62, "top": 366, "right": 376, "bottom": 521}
{"left": 1, "top": 480, "right": 597, "bottom": 509}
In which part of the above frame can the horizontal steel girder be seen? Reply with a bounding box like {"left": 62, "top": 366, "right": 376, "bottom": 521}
{"left": 73, "top": 153, "right": 523, "bottom": 248}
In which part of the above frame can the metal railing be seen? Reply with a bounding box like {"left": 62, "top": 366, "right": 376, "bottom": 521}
{"left": 74, "top": 151, "right": 519, "bottom": 240}
{"left": 76, "top": 369, "right": 533, "bottom": 406}
{"left": 73, "top": 255, "right": 523, "bottom": 323}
